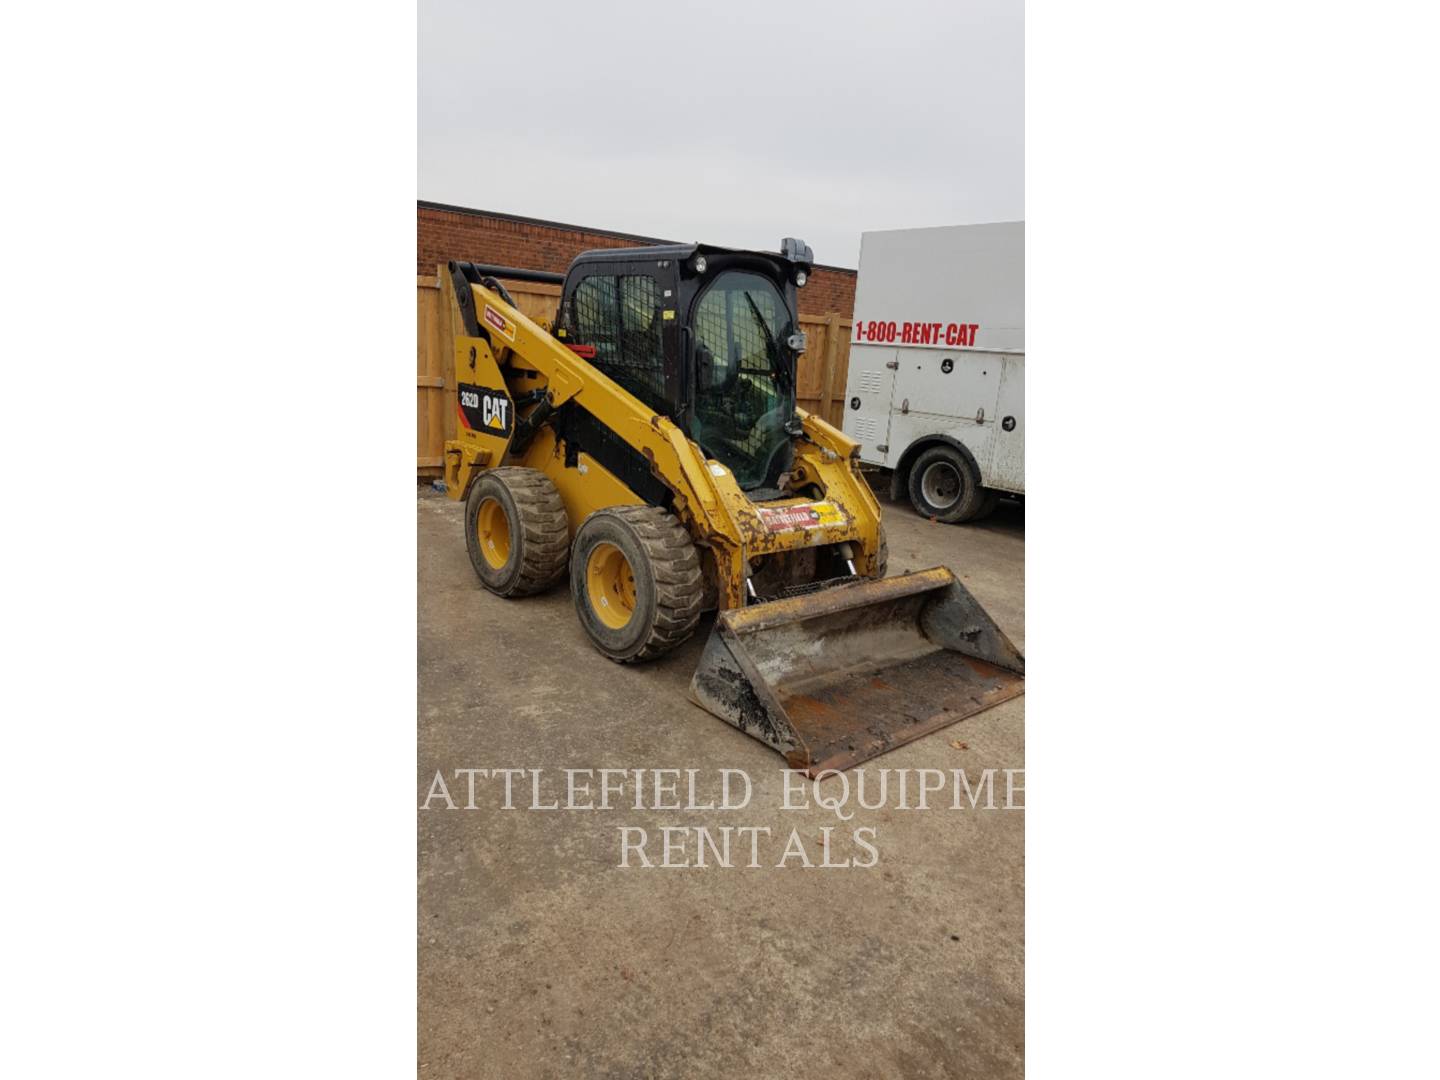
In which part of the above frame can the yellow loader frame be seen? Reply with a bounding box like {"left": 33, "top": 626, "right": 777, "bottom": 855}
{"left": 442, "top": 276, "right": 885, "bottom": 610}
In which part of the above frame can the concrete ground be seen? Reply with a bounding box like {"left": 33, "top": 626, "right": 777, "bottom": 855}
{"left": 419, "top": 484, "right": 1025, "bottom": 1079}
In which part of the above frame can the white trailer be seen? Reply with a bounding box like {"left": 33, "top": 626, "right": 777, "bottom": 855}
{"left": 841, "top": 222, "right": 1023, "bottom": 523}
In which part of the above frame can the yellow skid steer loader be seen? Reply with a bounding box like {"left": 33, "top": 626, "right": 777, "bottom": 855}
{"left": 441, "top": 239, "right": 1022, "bottom": 774}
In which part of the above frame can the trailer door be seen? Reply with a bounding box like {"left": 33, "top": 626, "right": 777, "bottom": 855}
{"left": 842, "top": 345, "right": 897, "bottom": 466}
{"left": 989, "top": 354, "right": 1024, "bottom": 494}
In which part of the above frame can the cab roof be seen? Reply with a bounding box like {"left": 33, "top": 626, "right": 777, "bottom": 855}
{"left": 569, "top": 239, "right": 813, "bottom": 274}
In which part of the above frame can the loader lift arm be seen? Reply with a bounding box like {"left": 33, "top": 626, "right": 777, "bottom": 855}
{"left": 447, "top": 260, "right": 732, "bottom": 535}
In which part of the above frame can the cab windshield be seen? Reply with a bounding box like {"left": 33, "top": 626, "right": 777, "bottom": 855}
{"left": 689, "top": 270, "right": 796, "bottom": 490}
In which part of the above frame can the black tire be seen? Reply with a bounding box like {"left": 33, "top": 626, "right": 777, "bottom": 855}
{"left": 570, "top": 505, "right": 703, "bottom": 663}
{"left": 464, "top": 468, "right": 570, "bottom": 597}
{"left": 907, "top": 445, "right": 989, "bottom": 523}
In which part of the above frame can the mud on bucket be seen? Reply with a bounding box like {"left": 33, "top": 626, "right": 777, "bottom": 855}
{"left": 688, "top": 567, "right": 1024, "bottom": 776}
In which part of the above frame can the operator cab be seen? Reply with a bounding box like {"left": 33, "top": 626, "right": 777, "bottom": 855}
{"left": 554, "top": 239, "right": 814, "bottom": 493}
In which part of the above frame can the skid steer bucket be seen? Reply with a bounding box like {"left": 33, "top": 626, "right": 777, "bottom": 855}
{"left": 689, "top": 567, "right": 1024, "bottom": 775}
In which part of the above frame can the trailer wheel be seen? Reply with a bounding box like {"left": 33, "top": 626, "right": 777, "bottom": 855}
{"left": 570, "top": 505, "right": 703, "bottom": 663}
{"left": 464, "top": 468, "right": 570, "bottom": 597}
{"left": 907, "top": 445, "right": 989, "bottom": 523}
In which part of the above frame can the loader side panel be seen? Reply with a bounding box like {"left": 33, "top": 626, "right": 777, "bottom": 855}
{"left": 551, "top": 404, "right": 672, "bottom": 508}
{"left": 515, "top": 426, "right": 642, "bottom": 535}
{"left": 443, "top": 334, "right": 514, "bottom": 498}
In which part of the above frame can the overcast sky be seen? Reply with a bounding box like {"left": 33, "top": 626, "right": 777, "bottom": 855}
{"left": 419, "top": 0, "right": 1022, "bottom": 269}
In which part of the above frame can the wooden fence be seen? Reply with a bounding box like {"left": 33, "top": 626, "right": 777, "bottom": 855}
{"left": 417, "top": 267, "right": 852, "bottom": 477}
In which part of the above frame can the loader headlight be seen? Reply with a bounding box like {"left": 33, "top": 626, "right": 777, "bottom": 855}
{"left": 795, "top": 270, "right": 807, "bottom": 287}
{"left": 692, "top": 255, "right": 708, "bottom": 274}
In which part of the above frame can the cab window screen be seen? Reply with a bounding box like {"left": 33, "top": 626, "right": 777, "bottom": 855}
{"left": 568, "top": 274, "right": 666, "bottom": 412}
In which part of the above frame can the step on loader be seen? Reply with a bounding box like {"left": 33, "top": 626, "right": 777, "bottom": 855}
{"left": 440, "top": 238, "right": 1023, "bottom": 774}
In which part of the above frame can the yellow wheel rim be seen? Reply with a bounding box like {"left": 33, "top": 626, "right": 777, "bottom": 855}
{"left": 476, "top": 497, "right": 511, "bottom": 570}
{"left": 586, "top": 542, "right": 636, "bottom": 629}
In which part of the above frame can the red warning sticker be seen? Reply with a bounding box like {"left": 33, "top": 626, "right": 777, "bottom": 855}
{"left": 483, "top": 304, "right": 516, "bottom": 342}
{"left": 755, "top": 502, "right": 848, "bottom": 533}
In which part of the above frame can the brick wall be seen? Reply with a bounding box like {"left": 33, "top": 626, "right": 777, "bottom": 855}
{"left": 418, "top": 202, "right": 856, "bottom": 319}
